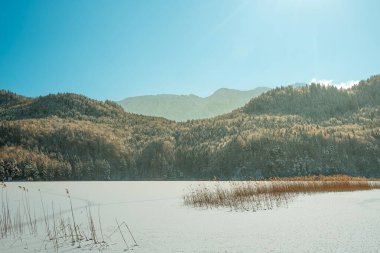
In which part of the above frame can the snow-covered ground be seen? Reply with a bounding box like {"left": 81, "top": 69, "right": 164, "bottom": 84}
{"left": 1, "top": 181, "right": 379, "bottom": 253}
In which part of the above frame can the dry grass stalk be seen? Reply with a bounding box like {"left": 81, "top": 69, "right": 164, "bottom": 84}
{"left": 65, "top": 188, "right": 79, "bottom": 242}
{"left": 125, "top": 223, "right": 138, "bottom": 246}
{"left": 115, "top": 218, "right": 129, "bottom": 250}
{"left": 51, "top": 201, "right": 59, "bottom": 251}
{"left": 86, "top": 205, "right": 98, "bottom": 244}
{"left": 38, "top": 189, "right": 51, "bottom": 239}
{"left": 97, "top": 206, "right": 105, "bottom": 243}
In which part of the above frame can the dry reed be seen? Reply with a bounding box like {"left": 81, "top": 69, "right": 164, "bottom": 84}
{"left": 0, "top": 183, "right": 137, "bottom": 251}
{"left": 183, "top": 176, "right": 380, "bottom": 211}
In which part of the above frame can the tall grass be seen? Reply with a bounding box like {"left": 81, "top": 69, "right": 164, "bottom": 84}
{"left": 183, "top": 176, "right": 380, "bottom": 211}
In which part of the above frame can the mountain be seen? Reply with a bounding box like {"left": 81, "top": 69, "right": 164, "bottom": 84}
{"left": 117, "top": 87, "right": 270, "bottom": 121}
{"left": 0, "top": 75, "right": 379, "bottom": 181}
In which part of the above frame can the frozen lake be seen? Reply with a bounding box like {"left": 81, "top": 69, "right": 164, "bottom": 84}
{"left": 1, "top": 181, "right": 380, "bottom": 252}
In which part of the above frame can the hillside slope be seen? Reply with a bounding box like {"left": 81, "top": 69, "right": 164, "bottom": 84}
{"left": 0, "top": 75, "right": 379, "bottom": 180}
{"left": 243, "top": 79, "right": 380, "bottom": 120}
{"left": 118, "top": 87, "right": 269, "bottom": 121}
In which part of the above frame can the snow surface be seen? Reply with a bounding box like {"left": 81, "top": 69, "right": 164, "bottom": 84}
{"left": 1, "top": 181, "right": 380, "bottom": 253}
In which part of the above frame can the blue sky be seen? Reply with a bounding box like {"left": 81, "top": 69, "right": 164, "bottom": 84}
{"left": 0, "top": 0, "right": 379, "bottom": 100}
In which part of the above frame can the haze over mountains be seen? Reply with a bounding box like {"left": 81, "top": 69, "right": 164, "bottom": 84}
{"left": 0, "top": 75, "right": 379, "bottom": 181}
{"left": 118, "top": 87, "right": 270, "bottom": 121}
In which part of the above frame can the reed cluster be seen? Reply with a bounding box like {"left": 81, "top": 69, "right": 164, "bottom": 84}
{"left": 0, "top": 182, "right": 137, "bottom": 252}
{"left": 183, "top": 176, "right": 380, "bottom": 211}
{"left": 268, "top": 175, "right": 371, "bottom": 181}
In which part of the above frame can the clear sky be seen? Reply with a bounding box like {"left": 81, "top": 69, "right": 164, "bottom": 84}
{"left": 0, "top": 0, "right": 379, "bottom": 100}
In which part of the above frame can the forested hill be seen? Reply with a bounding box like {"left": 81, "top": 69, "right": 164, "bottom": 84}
{"left": 118, "top": 87, "right": 269, "bottom": 121}
{"left": 0, "top": 92, "right": 126, "bottom": 120}
{"left": 0, "top": 75, "right": 379, "bottom": 181}
{"left": 242, "top": 77, "right": 380, "bottom": 120}
{"left": 0, "top": 90, "right": 30, "bottom": 107}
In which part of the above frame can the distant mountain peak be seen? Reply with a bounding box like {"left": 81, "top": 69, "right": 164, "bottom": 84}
{"left": 118, "top": 87, "right": 270, "bottom": 121}
{"left": 209, "top": 88, "right": 242, "bottom": 98}
{"left": 212, "top": 87, "right": 235, "bottom": 94}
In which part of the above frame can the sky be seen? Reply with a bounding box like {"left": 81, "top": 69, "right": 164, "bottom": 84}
{"left": 0, "top": 0, "right": 379, "bottom": 101}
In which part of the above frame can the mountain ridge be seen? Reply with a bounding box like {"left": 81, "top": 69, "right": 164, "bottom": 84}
{"left": 117, "top": 87, "right": 270, "bottom": 121}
